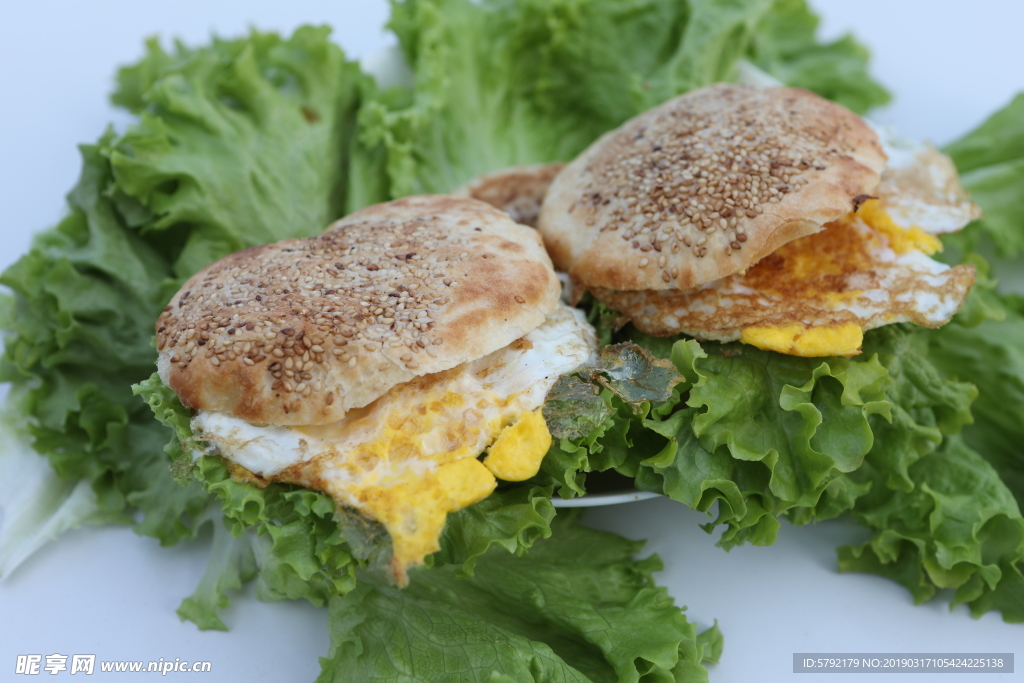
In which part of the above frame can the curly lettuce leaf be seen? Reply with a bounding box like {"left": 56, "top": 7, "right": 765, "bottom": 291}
{"left": 836, "top": 325, "right": 1024, "bottom": 622}
{"left": 946, "top": 254, "right": 1010, "bottom": 328}
{"left": 0, "top": 27, "right": 377, "bottom": 566}
{"left": 631, "top": 335, "right": 890, "bottom": 547}
{"left": 550, "top": 318, "right": 1024, "bottom": 627}
{"left": 134, "top": 372, "right": 359, "bottom": 624}
{"left": 134, "top": 372, "right": 562, "bottom": 628}
{"left": 537, "top": 328, "right": 891, "bottom": 543}
{"left": 546, "top": 316, "right": 1024, "bottom": 619}
{"left": 0, "top": 395, "right": 117, "bottom": 579}
{"left": 430, "top": 485, "right": 557, "bottom": 577}
{"left": 318, "top": 513, "right": 720, "bottom": 683}
{"left": 840, "top": 437, "right": 1024, "bottom": 623}
{"left": 538, "top": 328, "right": 888, "bottom": 529}
{"left": 365, "top": 0, "right": 889, "bottom": 197}
{"left": 0, "top": 133, "right": 209, "bottom": 546}
{"left": 943, "top": 93, "right": 1024, "bottom": 257}
{"left": 927, "top": 298, "right": 1024, "bottom": 509}
{"left": 746, "top": 0, "right": 889, "bottom": 114}
{"left": 175, "top": 505, "right": 259, "bottom": 631}
{"left": 110, "top": 26, "right": 372, "bottom": 278}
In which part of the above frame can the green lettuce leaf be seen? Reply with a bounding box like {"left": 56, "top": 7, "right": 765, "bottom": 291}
{"left": 0, "top": 132, "right": 208, "bottom": 546}
{"left": 837, "top": 326, "right": 1024, "bottom": 622}
{"left": 536, "top": 329, "right": 890, "bottom": 544}
{"left": 746, "top": 0, "right": 889, "bottom": 114}
{"left": 175, "top": 505, "right": 259, "bottom": 631}
{"left": 540, "top": 328, "right": 891, "bottom": 541}
{"left": 430, "top": 485, "right": 557, "bottom": 577}
{"left": 927, "top": 299, "right": 1024, "bottom": 509}
{"left": 134, "top": 372, "right": 563, "bottom": 628}
{"left": 632, "top": 335, "right": 890, "bottom": 547}
{"left": 840, "top": 437, "right": 1024, "bottom": 623}
{"left": 0, "top": 395, "right": 117, "bottom": 579}
{"left": 0, "top": 27, "right": 377, "bottom": 559}
{"left": 943, "top": 93, "right": 1024, "bottom": 257}
{"left": 541, "top": 318, "right": 1024, "bottom": 620}
{"left": 110, "top": 25, "right": 372, "bottom": 278}
{"left": 134, "top": 372, "right": 358, "bottom": 624}
{"left": 364, "top": 0, "right": 889, "bottom": 197}
{"left": 318, "top": 513, "right": 720, "bottom": 683}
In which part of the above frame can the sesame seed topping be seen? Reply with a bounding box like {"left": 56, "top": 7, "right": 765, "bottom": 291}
{"left": 154, "top": 213, "right": 488, "bottom": 383}
{"left": 571, "top": 85, "right": 865, "bottom": 268}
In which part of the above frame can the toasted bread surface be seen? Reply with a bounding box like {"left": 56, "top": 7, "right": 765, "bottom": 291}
{"left": 157, "top": 195, "right": 561, "bottom": 425}
{"left": 539, "top": 84, "right": 886, "bottom": 291}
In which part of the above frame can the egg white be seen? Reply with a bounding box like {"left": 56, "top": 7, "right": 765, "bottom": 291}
{"left": 873, "top": 125, "right": 982, "bottom": 234}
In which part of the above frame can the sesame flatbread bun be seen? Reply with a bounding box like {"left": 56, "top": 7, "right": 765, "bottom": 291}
{"left": 538, "top": 84, "right": 887, "bottom": 291}
{"left": 156, "top": 195, "right": 561, "bottom": 426}
{"left": 455, "top": 163, "right": 565, "bottom": 228}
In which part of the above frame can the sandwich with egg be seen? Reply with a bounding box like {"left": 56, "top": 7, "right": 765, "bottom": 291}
{"left": 497, "top": 82, "right": 1024, "bottom": 627}
{"left": 539, "top": 84, "right": 978, "bottom": 356}
{"left": 154, "top": 194, "right": 597, "bottom": 584}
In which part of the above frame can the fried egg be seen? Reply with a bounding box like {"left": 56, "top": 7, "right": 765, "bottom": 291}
{"left": 192, "top": 302, "right": 596, "bottom": 583}
{"left": 593, "top": 135, "right": 978, "bottom": 357}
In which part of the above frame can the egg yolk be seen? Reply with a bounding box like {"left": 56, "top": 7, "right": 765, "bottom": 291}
{"left": 741, "top": 322, "right": 864, "bottom": 357}
{"left": 855, "top": 199, "right": 942, "bottom": 255}
{"left": 327, "top": 410, "right": 550, "bottom": 585}
{"left": 350, "top": 457, "right": 497, "bottom": 585}
{"left": 483, "top": 410, "right": 552, "bottom": 481}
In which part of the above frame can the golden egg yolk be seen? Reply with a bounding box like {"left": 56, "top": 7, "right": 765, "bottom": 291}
{"left": 856, "top": 199, "right": 942, "bottom": 255}
{"left": 483, "top": 409, "right": 552, "bottom": 481}
{"left": 351, "top": 456, "right": 497, "bottom": 585}
{"left": 342, "top": 410, "right": 551, "bottom": 585}
{"left": 741, "top": 322, "right": 864, "bottom": 357}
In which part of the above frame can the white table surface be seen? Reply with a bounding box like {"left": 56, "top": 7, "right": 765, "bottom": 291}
{"left": 1, "top": 2, "right": 1022, "bottom": 681}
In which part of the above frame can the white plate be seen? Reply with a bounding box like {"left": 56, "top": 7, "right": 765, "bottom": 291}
{"left": 551, "top": 490, "right": 662, "bottom": 508}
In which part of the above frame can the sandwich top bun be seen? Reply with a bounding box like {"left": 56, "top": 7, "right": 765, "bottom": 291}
{"left": 156, "top": 195, "right": 561, "bottom": 426}
{"left": 539, "top": 84, "right": 887, "bottom": 292}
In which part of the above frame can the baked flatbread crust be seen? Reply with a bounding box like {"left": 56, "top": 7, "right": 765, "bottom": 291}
{"left": 157, "top": 195, "right": 561, "bottom": 425}
{"left": 539, "top": 84, "right": 886, "bottom": 292}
